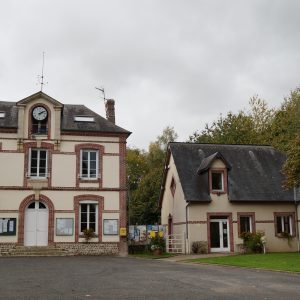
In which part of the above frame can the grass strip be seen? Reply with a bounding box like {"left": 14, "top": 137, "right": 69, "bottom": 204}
{"left": 186, "top": 253, "right": 300, "bottom": 272}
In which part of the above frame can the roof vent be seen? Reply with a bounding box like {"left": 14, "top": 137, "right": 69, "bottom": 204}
{"left": 74, "top": 116, "right": 95, "bottom": 122}
{"left": 0, "top": 112, "right": 5, "bottom": 118}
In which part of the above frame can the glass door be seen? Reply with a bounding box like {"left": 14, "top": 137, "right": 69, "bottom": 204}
{"left": 210, "top": 218, "right": 229, "bottom": 252}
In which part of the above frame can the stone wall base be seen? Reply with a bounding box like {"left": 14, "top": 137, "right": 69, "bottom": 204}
{"left": 55, "top": 242, "right": 120, "bottom": 256}
{"left": 0, "top": 242, "right": 121, "bottom": 256}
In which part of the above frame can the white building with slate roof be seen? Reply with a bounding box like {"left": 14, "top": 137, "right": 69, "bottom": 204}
{"left": 0, "top": 91, "right": 130, "bottom": 255}
{"left": 159, "top": 142, "right": 299, "bottom": 253}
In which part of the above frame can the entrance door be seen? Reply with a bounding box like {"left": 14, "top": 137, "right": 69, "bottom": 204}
{"left": 24, "top": 201, "right": 48, "bottom": 246}
{"left": 210, "top": 218, "right": 229, "bottom": 252}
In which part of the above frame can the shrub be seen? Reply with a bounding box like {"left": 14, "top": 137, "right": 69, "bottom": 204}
{"left": 192, "top": 241, "right": 208, "bottom": 254}
{"left": 83, "top": 228, "right": 95, "bottom": 242}
{"left": 241, "top": 231, "right": 264, "bottom": 253}
{"left": 150, "top": 235, "right": 165, "bottom": 252}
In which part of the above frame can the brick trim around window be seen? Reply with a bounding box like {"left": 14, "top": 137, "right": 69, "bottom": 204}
{"left": 237, "top": 212, "right": 256, "bottom": 237}
{"left": 209, "top": 168, "right": 228, "bottom": 195}
{"left": 75, "top": 144, "right": 104, "bottom": 188}
{"left": 207, "top": 212, "right": 234, "bottom": 253}
{"left": 18, "top": 194, "right": 55, "bottom": 245}
{"left": 23, "top": 141, "right": 54, "bottom": 188}
{"left": 274, "top": 212, "right": 296, "bottom": 238}
{"left": 73, "top": 195, "right": 104, "bottom": 242}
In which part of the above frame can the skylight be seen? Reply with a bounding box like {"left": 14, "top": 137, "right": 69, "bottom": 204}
{"left": 0, "top": 112, "right": 5, "bottom": 118}
{"left": 74, "top": 116, "right": 95, "bottom": 122}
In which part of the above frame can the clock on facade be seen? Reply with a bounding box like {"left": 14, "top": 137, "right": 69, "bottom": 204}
{"left": 32, "top": 106, "right": 48, "bottom": 121}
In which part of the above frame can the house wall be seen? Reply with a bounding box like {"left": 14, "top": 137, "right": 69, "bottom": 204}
{"left": 161, "top": 155, "right": 299, "bottom": 253}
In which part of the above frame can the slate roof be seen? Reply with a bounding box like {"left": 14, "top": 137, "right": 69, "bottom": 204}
{"left": 0, "top": 101, "right": 18, "bottom": 129}
{"left": 61, "top": 104, "right": 130, "bottom": 134}
{"left": 0, "top": 96, "right": 130, "bottom": 135}
{"left": 167, "top": 142, "right": 294, "bottom": 203}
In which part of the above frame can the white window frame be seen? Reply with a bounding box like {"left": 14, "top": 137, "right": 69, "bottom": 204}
{"left": 80, "top": 149, "right": 99, "bottom": 179}
{"left": 277, "top": 215, "right": 293, "bottom": 235}
{"left": 28, "top": 148, "right": 48, "bottom": 179}
{"left": 79, "top": 201, "right": 98, "bottom": 234}
{"left": 211, "top": 171, "right": 224, "bottom": 192}
{"left": 0, "top": 112, "right": 5, "bottom": 118}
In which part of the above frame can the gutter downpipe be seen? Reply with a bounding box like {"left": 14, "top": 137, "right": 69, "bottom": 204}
{"left": 185, "top": 201, "right": 190, "bottom": 254}
{"left": 294, "top": 187, "right": 300, "bottom": 252}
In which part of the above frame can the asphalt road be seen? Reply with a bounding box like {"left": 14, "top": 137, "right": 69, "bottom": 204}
{"left": 0, "top": 256, "right": 300, "bottom": 299}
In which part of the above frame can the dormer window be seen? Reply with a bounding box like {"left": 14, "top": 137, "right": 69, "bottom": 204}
{"left": 31, "top": 106, "right": 48, "bottom": 135}
{"left": 209, "top": 169, "right": 227, "bottom": 194}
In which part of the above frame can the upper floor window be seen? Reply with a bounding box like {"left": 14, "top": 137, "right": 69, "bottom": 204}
{"left": 275, "top": 213, "right": 294, "bottom": 237}
{"left": 31, "top": 106, "right": 48, "bottom": 135}
{"left": 29, "top": 148, "right": 48, "bottom": 178}
{"left": 80, "top": 150, "right": 98, "bottom": 179}
{"left": 170, "top": 177, "right": 176, "bottom": 196}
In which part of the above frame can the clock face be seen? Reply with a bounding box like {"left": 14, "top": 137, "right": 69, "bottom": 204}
{"left": 32, "top": 106, "right": 48, "bottom": 121}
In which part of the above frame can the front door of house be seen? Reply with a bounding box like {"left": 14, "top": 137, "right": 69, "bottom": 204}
{"left": 24, "top": 201, "right": 48, "bottom": 246}
{"left": 210, "top": 218, "right": 229, "bottom": 252}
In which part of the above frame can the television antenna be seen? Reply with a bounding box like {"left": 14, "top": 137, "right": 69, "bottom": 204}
{"left": 37, "top": 52, "right": 48, "bottom": 91}
{"left": 95, "top": 86, "right": 106, "bottom": 103}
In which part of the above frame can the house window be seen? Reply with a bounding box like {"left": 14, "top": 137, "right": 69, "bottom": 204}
{"left": 0, "top": 112, "right": 5, "bottom": 118}
{"left": 275, "top": 214, "right": 293, "bottom": 236}
{"left": 80, "top": 203, "right": 98, "bottom": 234}
{"left": 211, "top": 172, "right": 224, "bottom": 191}
{"left": 170, "top": 177, "right": 176, "bottom": 196}
{"left": 80, "top": 150, "right": 98, "bottom": 179}
{"left": 29, "top": 149, "right": 48, "bottom": 178}
{"left": 240, "top": 216, "right": 252, "bottom": 234}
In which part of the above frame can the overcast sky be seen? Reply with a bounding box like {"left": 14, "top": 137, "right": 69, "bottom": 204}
{"left": 1, "top": 0, "right": 299, "bottom": 149}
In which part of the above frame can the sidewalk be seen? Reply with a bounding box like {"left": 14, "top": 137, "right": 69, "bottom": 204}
{"left": 159, "top": 253, "right": 233, "bottom": 262}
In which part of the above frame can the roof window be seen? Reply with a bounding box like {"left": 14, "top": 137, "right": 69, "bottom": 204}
{"left": 0, "top": 112, "right": 5, "bottom": 118}
{"left": 74, "top": 116, "right": 95, "bottom": 122}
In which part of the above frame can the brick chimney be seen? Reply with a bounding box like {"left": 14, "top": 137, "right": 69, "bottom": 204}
{"left": 105, "top": 99, "right": 115, "bottom": 124}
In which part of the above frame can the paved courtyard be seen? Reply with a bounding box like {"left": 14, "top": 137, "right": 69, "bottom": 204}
{"left": 1, "top": 256, "right": 300, "bottom": 299}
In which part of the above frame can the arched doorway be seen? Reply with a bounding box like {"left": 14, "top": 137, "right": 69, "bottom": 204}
{"left": 24, "top": 201, "right": 49, "bottom": 246}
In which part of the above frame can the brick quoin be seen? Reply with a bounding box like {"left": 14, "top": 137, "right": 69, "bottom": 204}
{"left": 18, "top": 194, "right": 55, "bottom": 245}
{"left": 119, "top": 136, "right": 127, "bottom": 255}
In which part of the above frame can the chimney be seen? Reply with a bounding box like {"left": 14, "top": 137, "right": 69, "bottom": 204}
{"left": 105, "top": 99, "right": 115, "bottom": 124}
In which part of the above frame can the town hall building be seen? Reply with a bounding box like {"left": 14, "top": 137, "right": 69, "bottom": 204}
{"left": 0, "top": 91, "right": 130, "bottom": 255}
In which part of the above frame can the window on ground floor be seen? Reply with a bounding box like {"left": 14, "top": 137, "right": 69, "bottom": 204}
{"left": 240, "top": 216, "right": 252, "bottom": 234}
{"left": 275, "top": 214, "right": 294, "bottom": 237}
{"left": 80, "top": 203, "right": 98, "bottom": 234}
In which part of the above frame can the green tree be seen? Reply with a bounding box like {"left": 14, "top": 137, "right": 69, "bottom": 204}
{"left": 127, "top": 126, "right": 178, "bottom": 225}
{"left": 269, "top": 87, "right": 300, "bottom": 152}
{"left": 282, "top": 134, "right": 300, "bottom": 189}
{"left": 189, "top": 96, "right": 274, "bottom": 145}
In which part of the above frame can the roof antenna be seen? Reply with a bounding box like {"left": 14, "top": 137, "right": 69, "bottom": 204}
{"left": 37, "top": 52, "right": 47, "bottom": 91}
{"left": 95, "top": 86, "right": 106, "bottom": 104}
